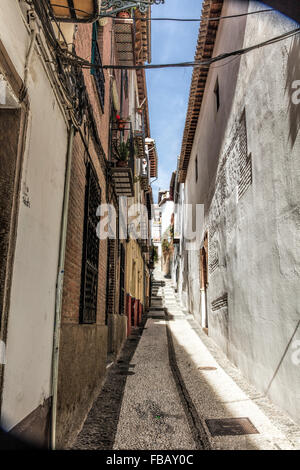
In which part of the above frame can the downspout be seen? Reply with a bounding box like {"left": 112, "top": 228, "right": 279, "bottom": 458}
{"left": 23, "top": 8, "right": 38, "bottom": 93}
{"left": 51, "top": 124, "right": 75, "bottom": 450}
{"left": 14, "top": 4, "right": 38, "bottom": 105}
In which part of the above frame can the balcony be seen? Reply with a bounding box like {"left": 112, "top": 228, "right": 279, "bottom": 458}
{"left": 137, "top": 236, "right": 149, "bottom": 254}
{"left": 137, "top": 219, "right": 149, "bottom": 253}
{"left": 140, "top": 239, "right": 149, "bottom": 253}
{"left": 110, "top": 121, "right": 135, "bottom": 197}
{"left": 112, "top": 7, "right": 151, "bottom": 66}
{"left": 139, "top": 157, "right": 149, "bottom": 191}
{"left": 134, "top": 130, "right": 149, "bottom": 191}
{"left": 134, "top": 130, "right": 145, "bottom": 159}
{"left": 114, "top": 16, "right": 135, "bottom": 66}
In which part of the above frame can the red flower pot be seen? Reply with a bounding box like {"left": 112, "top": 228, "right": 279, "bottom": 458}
{"left": 117, "top": 11, "right": 131, "bottom": 19}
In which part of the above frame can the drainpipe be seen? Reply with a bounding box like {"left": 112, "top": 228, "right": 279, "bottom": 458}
{"left": 24, "top": 9, "right": 38, "bottom": 92}
{"left": 51, "top": 125, "right": 75, "bottom": 450}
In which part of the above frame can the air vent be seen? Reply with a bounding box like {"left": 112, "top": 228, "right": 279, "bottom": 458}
{"left": 211, "top": 293, "right": 228, "bottom": 311}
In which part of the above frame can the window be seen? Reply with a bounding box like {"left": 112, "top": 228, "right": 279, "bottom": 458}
{"left": 195, "top": 154, "right": 198, "bottom": 182}
{"left": 91, "top": 23, "right": 105, "bottom": 111}
{"left": 214, "top": 77, "right": 220, "bottom": 112}
{"left": 80, "top": 162, "right": 101, "bottom": 324}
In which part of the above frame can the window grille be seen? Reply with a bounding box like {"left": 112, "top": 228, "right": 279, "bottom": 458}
{"left": 91, "top": 23, "right": 105, "bottom": 111}
{"left": 238, "top": 111, "right": 252, "bottom": 199}
{"left": 80, "top": 162, "right": 101, "bottom": 324}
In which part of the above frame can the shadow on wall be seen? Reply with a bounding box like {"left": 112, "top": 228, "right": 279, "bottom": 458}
{"left": 0, "top": 428, "right": 39, "bottom": 450}
{"left": 285, "top": 35, "right": 300, "bottom": 148}
{"left": 261, "top": 0, "right": 300, "bottom": 24}
{"left": 200, "top": 2, "right": 248, "bottom": 213}
{"left": 265, "top": 320, "right": 300, "bottom": 395}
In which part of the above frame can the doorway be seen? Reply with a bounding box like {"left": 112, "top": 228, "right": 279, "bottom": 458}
{"left": 200, "top": 233, "right": 208, "bottom": 333}
{"left": 119, "top": 244, "right": 125, "bottom": 315}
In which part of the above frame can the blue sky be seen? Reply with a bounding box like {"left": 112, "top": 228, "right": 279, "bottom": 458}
{"left": 147, "top": 0, "right": 203, "bottom": 202}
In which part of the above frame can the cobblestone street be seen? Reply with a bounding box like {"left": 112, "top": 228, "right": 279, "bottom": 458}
{"left": 73, "top": 269, "right": 300, "bottom": 451}
{"left": 1, "top": 0, "right": 300, "bottom": 453}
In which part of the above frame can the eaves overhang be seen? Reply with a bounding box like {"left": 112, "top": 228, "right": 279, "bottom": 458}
{"left": 134, "top": 8, "right": 151, "bottom": 65}
{"left": 178, "top": 0, "right": 300, "bottom": 184}
{"left": 178, "top": 0, "right": 223, "bottom": 183}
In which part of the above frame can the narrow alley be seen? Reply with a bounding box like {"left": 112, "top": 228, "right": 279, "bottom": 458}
{"left": 1, "top": 0, "right": 300, "bottom": 455}
{"left": 72, "top": 268, "right": 300, "bottom": 451}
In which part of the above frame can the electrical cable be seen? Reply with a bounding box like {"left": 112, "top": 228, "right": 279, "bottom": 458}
{"left": 47, "top": 3, "right": 95, "bottom": 20}
{"left": 91, "top": 27, "right": 299, "bottom": 70}
{"left": 138, "top": 9, "right": 274, "bottom": 22}
{"left": 31, "top": 2, "right": 299, "bottom": 114}
{"left": 32, "top": 0, "right": 88, "bottom": 126}
{"left": 48, "top": 4, "right": 274, "bottom": 22}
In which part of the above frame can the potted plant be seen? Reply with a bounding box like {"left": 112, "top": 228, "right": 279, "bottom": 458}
{"left": 116, "top": 140, "right": 130, "bottom": 167}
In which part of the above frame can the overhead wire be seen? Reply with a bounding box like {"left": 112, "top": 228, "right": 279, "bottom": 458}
{"left": 33, "top": 2, "right": 300, "bottom": 94}
{"left": 47, "top": 3, "right": 96, "bottom": 21}
{"left": 139, "top": 9, "right": 274, "bottom": 22}
{"left": 48, "top": 3, "right": 274, "bottom": 22}
{"left": 97, "top": 27, "right": 300, "bottom": 70}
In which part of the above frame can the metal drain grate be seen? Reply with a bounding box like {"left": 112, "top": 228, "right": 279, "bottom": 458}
{"left": 205, "top": 418, "right": 259, "bottom": 437}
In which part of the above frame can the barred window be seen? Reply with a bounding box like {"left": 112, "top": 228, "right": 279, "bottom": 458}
{"left": 80, "top": 162, "right": 101, "bottom": 324}
{"left": 91, "top": 23, "right": 105, "bottom": 111}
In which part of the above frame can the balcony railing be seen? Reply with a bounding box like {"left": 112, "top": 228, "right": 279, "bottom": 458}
{"left": 138, "top": 238, "right": 149, "bottom": 253}
{"left": 109, "top": 121, "right": 135, "bottom": 197}
{"left": 134, "top": 130, "right": 149, "bottom": 190}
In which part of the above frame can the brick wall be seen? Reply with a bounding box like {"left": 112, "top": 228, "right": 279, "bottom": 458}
{"left": 57, "top": 22, "right": 113, "bottom": 447}
{"left": 76, "top": 22, "right": 113, "bottom": 158}
{"left": 57, "top": 17, "right": 137, "bottom": 444}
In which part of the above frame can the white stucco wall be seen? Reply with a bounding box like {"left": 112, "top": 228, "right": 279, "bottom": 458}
{"left": 182, "top": 0, "right": 300, "bottom": 424}
{"left": 0, "top": 1, "right": 68, "bottom": 430}
{"left": 160, "top": 200, "right": 174, "bottom": 238}
{"left": 172, "top": 183, "right": 188, "bottom": 306}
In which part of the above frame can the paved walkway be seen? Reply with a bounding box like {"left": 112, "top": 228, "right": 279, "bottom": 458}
{"left": 73, "top": 268, "right": 300, "bottom": 450}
